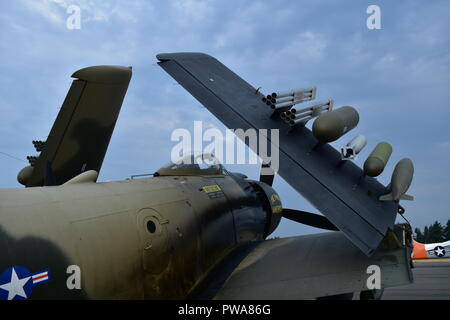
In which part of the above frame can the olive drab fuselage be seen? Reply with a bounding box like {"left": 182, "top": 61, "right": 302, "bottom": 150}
{"left": 0, "top": 173, "right": 281, "bottom": 299}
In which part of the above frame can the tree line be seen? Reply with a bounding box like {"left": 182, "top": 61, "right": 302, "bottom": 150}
{"left": 414, "top": 219, "right": 450, "bottom": 243}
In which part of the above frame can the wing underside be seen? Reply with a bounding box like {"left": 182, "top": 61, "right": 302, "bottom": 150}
{"left": 157, "top": 52, "right": 398, "bottom": 256}
{"left": 190, "top": 231, "right": 413, "bottom": 300}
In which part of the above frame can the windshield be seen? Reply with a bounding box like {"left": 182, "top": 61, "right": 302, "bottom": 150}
{"left": 156, "top": 153, "right": 225, "bottom": 176}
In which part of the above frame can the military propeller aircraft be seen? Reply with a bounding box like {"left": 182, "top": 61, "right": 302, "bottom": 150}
{"left": 0, "top": 53, "right": 415, "bottom": 300}
{"left": 413, "top": 239, "right": 450, "bottom": 260}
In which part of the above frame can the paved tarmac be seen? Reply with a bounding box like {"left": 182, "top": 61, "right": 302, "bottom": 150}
{"left": 382, "top": 260, "right": 450, "bottom": 300}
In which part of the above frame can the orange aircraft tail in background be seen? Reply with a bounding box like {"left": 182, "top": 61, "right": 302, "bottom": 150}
{"left": 413, "top": 240, "right": 450, "bottom": 259}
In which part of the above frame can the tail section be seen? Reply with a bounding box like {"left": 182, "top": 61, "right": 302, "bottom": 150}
{"left": 412, "top": 240, "right": 427, "bottom": 259}
{"left": 18, "top": 65, "right": 132, "bottom": 187}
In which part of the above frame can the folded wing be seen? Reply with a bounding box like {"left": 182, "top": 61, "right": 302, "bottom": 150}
{"left": 157, "top": 52, "right": 398, "bottom": 256}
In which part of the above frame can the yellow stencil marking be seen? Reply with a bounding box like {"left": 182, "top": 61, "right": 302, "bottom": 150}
{"left": 202, "top": 185, "right": 222, "bottom": 193}
{"left": 271, "top": 194, "right": 280, "bottom": 203}
{"left": 272, "top": 205, "right": 282, "bottom": 214}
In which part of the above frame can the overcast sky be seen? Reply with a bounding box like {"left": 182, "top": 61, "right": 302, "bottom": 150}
{"left": 0, "top": 0, "right": 448, "bottom": 238}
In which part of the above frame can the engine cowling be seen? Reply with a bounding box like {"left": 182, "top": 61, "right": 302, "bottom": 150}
{"left": 249, "top": 181, "right": 283, "bottom": 238}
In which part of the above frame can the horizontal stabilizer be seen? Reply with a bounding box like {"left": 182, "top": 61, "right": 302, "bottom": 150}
{"left": 63, "top": 170, "right": 98, "bottom": 185}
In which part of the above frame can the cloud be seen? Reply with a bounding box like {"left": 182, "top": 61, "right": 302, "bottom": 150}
{"left": 170, "top": 0, "right": 213, "bottom": 23}
{"left": 374, "top": 53, "right": 397, "bottom": 69}
{"left": 20, "top": 0, "right": 149, "bottom": 26}
{"left": 437, "top": 141, "right": 450, "bottom": 149}
{"left": 21, "top": 0, "right": 65, "bottom": 24}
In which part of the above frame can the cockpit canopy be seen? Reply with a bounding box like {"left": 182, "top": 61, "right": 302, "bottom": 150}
{"left": 155, "top": 153, "right": 226, "bottom": 176}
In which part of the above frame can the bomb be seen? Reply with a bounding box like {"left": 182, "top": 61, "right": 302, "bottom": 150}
{"left": 379, "top": 158, "right": 414, "bottom": 202}
{"left": 312, "top": 106, "right": 359, "bottom": 143}
{"left": 363, "top": 142, "right": 392, "bottom": 177}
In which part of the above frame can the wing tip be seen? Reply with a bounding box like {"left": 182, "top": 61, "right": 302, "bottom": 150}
{"left": 156, "top": 52, "right": 213, "bottom": 62}
{"left": 72, "top": 65, "right": 132, "bottom": 84}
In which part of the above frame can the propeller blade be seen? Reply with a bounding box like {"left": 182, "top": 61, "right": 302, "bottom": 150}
{"left": 282, "top": 209, "right": 339, "bottom": 231}
{"left": 259, "top": 163, "right": 275, "bottom": 186}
